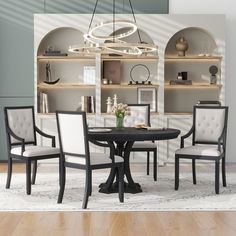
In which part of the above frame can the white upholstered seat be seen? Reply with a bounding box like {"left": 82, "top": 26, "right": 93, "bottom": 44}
{"left": 11, "top": 146, "right": 60, "bottom": 157}
{"left": 132, "top": 141, "right": 157, "bottom": 149}
{"left": 65, "top": 153, "right": 123, "bottom": 165}
{"left": 175, "top": 145, "right": 222, "bottom": 157}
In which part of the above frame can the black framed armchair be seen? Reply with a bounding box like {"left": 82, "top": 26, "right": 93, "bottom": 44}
{"left": 4, "top": 106, "right": 60, "bottom": 195}
{"left": 175, "top": 105, "right": 228, "bottom": 194}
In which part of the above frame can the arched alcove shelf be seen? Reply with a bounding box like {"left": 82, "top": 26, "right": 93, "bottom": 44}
{"left": 164, "top": 27, "right": 222, "bottom": 114}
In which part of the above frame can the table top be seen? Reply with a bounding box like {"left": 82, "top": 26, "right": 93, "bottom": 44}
{"left": 88, "top": 127, "right": 180, "bottom": 142}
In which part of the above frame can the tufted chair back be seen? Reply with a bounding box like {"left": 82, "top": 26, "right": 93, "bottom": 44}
{"left": 124, "top": 104, "right": 150, "bottom": 127}
{"left": 5, "top": 107, "right": 36, "bottom": 145}
{"left": 194, "top": 106, "right": 228, "bottom": 143}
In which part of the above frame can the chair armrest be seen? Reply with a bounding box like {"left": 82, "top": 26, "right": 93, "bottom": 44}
{"left": 180, "top": 126, "right": 194, "bottom": 148}
{"left": 35, "top": 126, "right": 56, "bottom": 147}
{"left": 218, "top": 127, "right": 226, "bottom": 152}
{"left": 7, "top": 127, "right": 25, "bottom": 155}
{"left": 89, "top": 139, "right": 116, "bottom": 164}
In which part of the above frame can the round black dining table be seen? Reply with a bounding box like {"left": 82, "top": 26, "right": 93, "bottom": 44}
{"left": 88, "top": 127, "right": 180, "bottom": 194}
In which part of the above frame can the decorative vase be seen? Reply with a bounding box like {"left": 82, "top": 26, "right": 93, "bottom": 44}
{"left": 116, "top": 116, "right": 124, "bottom": 128}
{"left": 175, "top": 37, "right": 188, "bottom": 56}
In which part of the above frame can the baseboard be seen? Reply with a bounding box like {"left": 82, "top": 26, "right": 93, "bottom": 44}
{"left": 0, "top": 160, "right": 24, "bottom": 163}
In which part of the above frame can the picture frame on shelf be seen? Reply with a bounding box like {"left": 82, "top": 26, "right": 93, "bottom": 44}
{"left": 137, "top": 87, "right": 156, "bottom": 112}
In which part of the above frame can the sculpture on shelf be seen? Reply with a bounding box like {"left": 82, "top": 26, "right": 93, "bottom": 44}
{"left": 113, "top": 94, "right": 118, "bottom": 106}
{"left": 106, "top": 97, "right": 113, "bottom": 113}
{"left": 209, "top": 65, "right": 218, "bottom": 84}
{"left": 44, "top": 62, "right": 60, "bottom": 85}
{"left": 175, "top": 37, "right": 188, "bottom": 56}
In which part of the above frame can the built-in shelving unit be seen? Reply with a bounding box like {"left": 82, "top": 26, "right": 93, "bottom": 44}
{"left": 34, "top": 14, "right": 225, "bottom": 164}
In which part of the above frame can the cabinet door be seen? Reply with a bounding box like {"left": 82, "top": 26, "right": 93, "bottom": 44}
{"left": 0, "top": 97, "right": 33, "bottom": 161}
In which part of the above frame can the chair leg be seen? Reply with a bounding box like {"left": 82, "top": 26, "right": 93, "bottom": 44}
{"left": 26, "top": 160, "right": 31, "bottom": 195}
{"left": 89, "top": 171, "right": 92, "bottom": 196}
{"left": 57, "top": 163, "right": 66, "bottom": 204}
{"left": 31, "top": 160, "right": 37, "bottom": 185}
{"left": 222, "top": 157, "right": 227, "bottom": 187}
{"left": 118, "top": 164, "right": 124, "bottom": 203}
{"left": 147, "top": 152, "right": 150, "bottom": 176}
{"left": 153, "top": 149, "right": 157, "bottom": 181}
{"left": 175, "top": 156, "right": 179, "bottom": 190}
{"left": 215, "top": 160, "right": 220, "bottom": 194}
{"left": 6, "top": 157, "right": 13, "bottom": 189}
{"left": 192, "top": 159, "right": 197, "bottom": 185}
{"left": 82, "top": 170, "right": 91, "bottom": 209}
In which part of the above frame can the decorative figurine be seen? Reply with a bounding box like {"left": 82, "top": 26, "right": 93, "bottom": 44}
{"left": 106, "top": 97, "right": 113, "bottom": 113}
{"left": 113, "top": 94, "right": 118, "bottom": 106}
{"left": 209, "top": 65, "right": 218, "bottom": 84}
{"left": 175, "top": 37, "right": 188, "bottom": 56}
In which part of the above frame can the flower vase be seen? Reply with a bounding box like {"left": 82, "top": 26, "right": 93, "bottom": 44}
{"left": 116, "top": 116, "right": 124, "bottom": 128}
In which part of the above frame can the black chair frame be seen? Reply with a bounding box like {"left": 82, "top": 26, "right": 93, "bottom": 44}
{"left": 175, "top": 105, "right": 228, "bottom": 194}
{"left": 4, "top": 106, "right": 60, "bottom": 195}
{"left": 126, "top": 104, "right": 157, "bottom": 181}
{"left": 56, "top": 111, "right": 124, "bottom": 209}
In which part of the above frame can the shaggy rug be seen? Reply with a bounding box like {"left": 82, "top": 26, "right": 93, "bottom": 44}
{"left": 0, "top": 171, "right": 236, "bottom": 211}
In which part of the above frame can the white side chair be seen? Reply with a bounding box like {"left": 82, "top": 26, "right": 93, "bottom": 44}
{"left": 175, "top": 105, "right": 228, "bottom": 194}
{"left": 56, "top": 111, "right": 124, "bottom": 209}
{"left": 124, "top": 104, "right": 158, "bottom": 181}
{"left": 4, "top": 106, "right": 60, "bottom": 195}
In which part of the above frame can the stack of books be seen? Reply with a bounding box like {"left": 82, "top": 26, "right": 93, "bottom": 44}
{"left": 81, "top": 96, "right": 95, "bottom": 113}
{"left": 39, "top": 92, "right": 49, "bottom": 113}
{"left": 83, "top": 66, "right": 96, "bottom": 84}
{"left": 43, "top": 50, "right": 68, "bottom": 56}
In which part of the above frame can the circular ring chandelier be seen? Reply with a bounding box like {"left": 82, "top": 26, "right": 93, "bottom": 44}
{"left": 69, "top": 0, "right": 158, "bottom": 56}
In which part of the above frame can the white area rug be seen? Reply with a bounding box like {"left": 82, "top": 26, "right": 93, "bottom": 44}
{"left": 0, "top": 171, "right": 236, "bottom": 211}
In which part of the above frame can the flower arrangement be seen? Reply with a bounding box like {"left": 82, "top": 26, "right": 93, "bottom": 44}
{"left": 112, "top": 103, "right": 129, "bottom": 118}
{"left": 112, "top": 103, "right": 130, "bottom": 128}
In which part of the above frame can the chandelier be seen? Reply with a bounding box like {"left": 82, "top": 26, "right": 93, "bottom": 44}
{"left": 69, "top": 0, "right": 158, "bottom": 56}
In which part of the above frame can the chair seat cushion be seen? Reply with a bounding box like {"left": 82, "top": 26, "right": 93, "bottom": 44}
{"left": 175, "top": 145, "right": 223, "bottom": 157}
{"left": 132, "top": 141, "right": 156, "bottom": 149}
{"left": 65, "top": 153, "right": 123, "bottom": 165}
{"left": 11, "top": 146, "right": 60, "bottom": 157}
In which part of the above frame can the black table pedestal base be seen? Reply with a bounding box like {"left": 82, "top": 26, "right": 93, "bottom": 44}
{"left": 99, "top": 181, "right": 142, "bottom": 194}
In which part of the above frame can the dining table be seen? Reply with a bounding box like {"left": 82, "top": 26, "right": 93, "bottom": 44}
{"left": 88, "top": 127, "right": 180, "bottom": 194}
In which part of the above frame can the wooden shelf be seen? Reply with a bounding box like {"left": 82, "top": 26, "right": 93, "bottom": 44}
{"left": 164, "top": 112, "right": 193, "bottom": 115}
{"left": 101, "top": 112, "right": 159, "bottom": 116}
{"left": 101, "top": 55, "right": 159, "bottom": 61}
{"left": 38, "top": 83, "right": 95, "bottom": 89}
{"left": 101, "top": 84, "right": 159, "bottom": 89}
{"left": 37, "top": 112, "right": 95, "bottom": 116}
{"left": 165, "top": 55, "right": 222, "bottom": 61}
{"left": 165, "top": 82, "right": 221, "bottom": 89}
{"left": 37, "top": 55, "right": 95, "bottom": 61}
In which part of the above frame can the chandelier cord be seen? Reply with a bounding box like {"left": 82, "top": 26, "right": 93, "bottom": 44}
{"left": 128, "top": 0, "right": 142, "bottom": 43}
{"left": 113, "top": 0, "right": 115, "bottom": 43}
{"left": 88, "top": 0, "right": 99, "bottom": 33}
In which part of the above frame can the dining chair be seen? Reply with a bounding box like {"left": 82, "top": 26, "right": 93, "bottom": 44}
{"left": 124, "top": 104, "right": 157, "bottom": 181}
{"left": 175, "top": 105, "right": 228, "bottom": 194}
{"left": 56, "top": 111, "right": 124, "bottom": 209}
{"left": 4, "top": 106, "right": 60, "bottom": 195}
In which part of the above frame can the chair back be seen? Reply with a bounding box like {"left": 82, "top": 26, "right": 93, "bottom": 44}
{"left": 124, "top": 104, "right": 150, "bottom": 127}
{"left": 4, "top": 106, "right": 36, "bottom": 145}
{"left": 56, "top": 111, "right": 90, "bottom": 166}
{"left": 193, "top": 106, "right": 228, "bottom": 145}
{"left": 196, "top": 100, "right": 221, "bottom": 106}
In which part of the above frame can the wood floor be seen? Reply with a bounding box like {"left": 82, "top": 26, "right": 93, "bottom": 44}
{"left": 1, "top": 163, "right": 236, "bottom": 236}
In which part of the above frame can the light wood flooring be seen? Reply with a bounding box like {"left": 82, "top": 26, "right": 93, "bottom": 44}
{"left": 1, "top": 163, "right": 236, "bottom": 236}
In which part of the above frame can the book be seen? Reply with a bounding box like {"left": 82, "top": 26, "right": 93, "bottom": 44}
{"left": 103, "top": 61, "right": 121, "bottom": 84}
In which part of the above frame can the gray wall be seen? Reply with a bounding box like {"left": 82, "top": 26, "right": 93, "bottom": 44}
{"left": 0, "top": 0, "right": 168, "bottom": 160}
